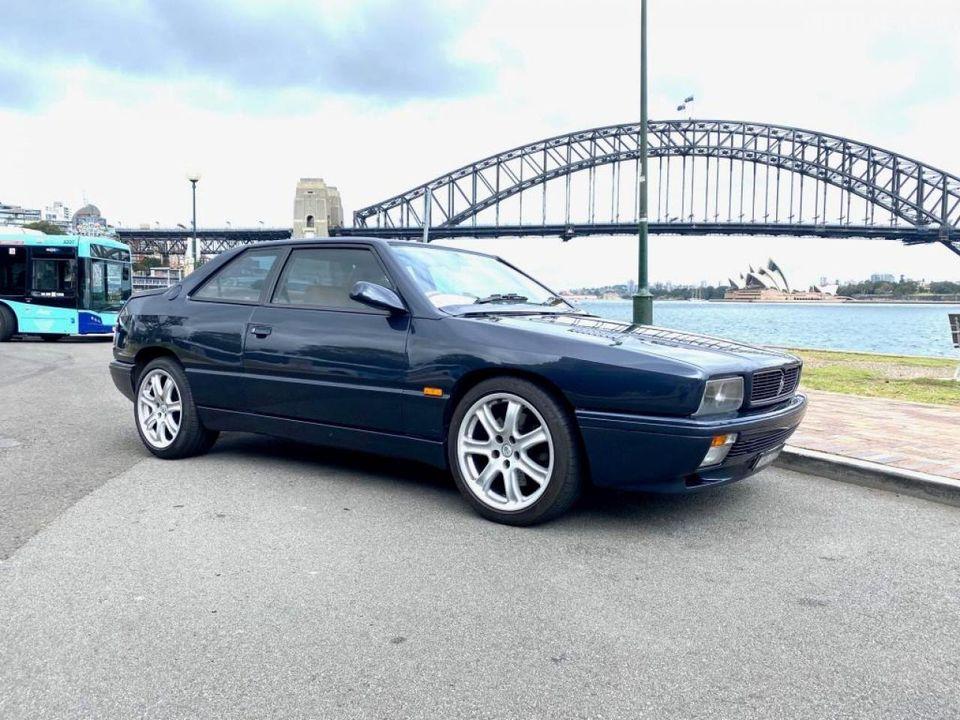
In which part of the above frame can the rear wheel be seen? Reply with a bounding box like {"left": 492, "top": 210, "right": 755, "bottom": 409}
{"left": 134, "top": 357, "right": 219, "bottom": 459}
{"left": 0, "top": 304, "right": 15, "bottom": 342}
{"left": 448, "top": 377, "right": 584, "bottom": 526}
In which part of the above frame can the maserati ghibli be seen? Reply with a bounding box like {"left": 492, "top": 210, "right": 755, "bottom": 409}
{"left": 110, "top": 239, "right": 806, "bottom": 525}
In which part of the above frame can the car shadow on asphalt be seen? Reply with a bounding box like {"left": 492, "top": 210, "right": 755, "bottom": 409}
{"left": 206, "top": 432, "right": 756, "bottom": 529}
{"left": 211, "top": 432, "right": 454, "bottom": 491}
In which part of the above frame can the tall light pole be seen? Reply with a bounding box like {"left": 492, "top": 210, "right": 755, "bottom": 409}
{"left": 186, "top": 172, "right": 201, "bottom": 271}
{"left": 632, "top": 0, "right": 653, "bottom": 325}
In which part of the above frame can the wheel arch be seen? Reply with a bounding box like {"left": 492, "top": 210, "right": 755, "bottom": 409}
{"left": 445, "top": 368, "right": 576, "bottom": 426}
{"left": 132, "top": 346, "right": 182, "bottom": 386}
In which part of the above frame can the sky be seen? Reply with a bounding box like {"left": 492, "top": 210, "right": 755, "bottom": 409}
{"left": 2, "top": 0, "right": 960, "bottom": 289}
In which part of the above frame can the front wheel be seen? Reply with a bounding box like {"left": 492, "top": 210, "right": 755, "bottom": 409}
{"left": 0, "top": 304, "right": 15, "bottom": 342}
{"left": 448, "top": 378, "right": 584, "bottom": 526}
{"left": 134, "top": 357, "right": 219, "bottom": 459}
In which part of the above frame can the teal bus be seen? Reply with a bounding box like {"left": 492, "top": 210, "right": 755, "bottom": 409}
{"left": 0, "top": 230, "right": 133, "bottom": 341}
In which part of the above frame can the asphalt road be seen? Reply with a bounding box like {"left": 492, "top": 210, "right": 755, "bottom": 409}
{"left": 1, "top": 341, "right": 959, "bottom": 719}
{"left": 0, "top": 337, "right": 144, "bottom": 560}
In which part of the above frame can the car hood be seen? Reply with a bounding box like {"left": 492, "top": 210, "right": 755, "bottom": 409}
{"left": 465, "top": 311, "right": 799, "bottom": 373}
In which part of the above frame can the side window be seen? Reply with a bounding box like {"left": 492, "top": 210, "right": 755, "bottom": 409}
{"left": 271, "top": 248, "right": 393, "bottom": 310}
{"left": 31, "top": 258, "right": 77, "bottom": 297}
{"left": 194, "top": 248, "right": 283, "bottom": 303}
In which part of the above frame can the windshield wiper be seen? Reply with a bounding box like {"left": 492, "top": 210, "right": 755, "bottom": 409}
{"left": 473, "top": 293, "right": 529, "bottom": 305}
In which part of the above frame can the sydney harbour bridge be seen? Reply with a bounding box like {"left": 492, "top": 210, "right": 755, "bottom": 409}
{"left": 118, "top": 119, "right": 960, "bottom": 259}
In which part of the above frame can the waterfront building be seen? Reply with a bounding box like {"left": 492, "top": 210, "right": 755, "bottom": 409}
{"left": 871, "top": 273, "right": 895, "bottom": 283}
{"left": 725, "top": 259, "right": 848, "bottom": 302}
{"left": 292, "top": 178, "right": 343, "bottom": 238}
{"left": 0, "top": 201, "right": 41, "bottom": 226}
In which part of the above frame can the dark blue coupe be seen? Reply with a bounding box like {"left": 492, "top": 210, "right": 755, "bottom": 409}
{"left": 110, "top": 238, "right": 806, "bottom": 525}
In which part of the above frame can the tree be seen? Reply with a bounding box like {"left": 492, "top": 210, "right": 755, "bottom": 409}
{"left": 133, "top": 256, "right": 164, "bottom": 273}
{"left": 22, "top": 221, "right": 66, "bottom": 235}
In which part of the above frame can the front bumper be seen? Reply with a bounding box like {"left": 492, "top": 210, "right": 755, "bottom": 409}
{"left": 576, "top": 394, "right": 807, "bottom": 493}
{"left": 109, "top": 359, "right": 136, "bottom": 402}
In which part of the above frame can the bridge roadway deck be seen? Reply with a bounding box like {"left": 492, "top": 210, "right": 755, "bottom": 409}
{"left": 1, "top": 341, "right": 958, "bottom": 718}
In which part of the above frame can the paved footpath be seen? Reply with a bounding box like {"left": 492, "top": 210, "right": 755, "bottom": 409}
{"left": 791, "top": 389, "right": 960, "bottom": 480}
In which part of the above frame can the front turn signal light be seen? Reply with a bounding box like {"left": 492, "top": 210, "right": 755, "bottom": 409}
{"left": 699, "top": 433, "right": 738, "bottom": 467}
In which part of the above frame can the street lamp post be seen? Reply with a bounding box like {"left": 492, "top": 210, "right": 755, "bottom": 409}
{"left": 186, "top": 173, "right": 201, "bottom": 271}
{"left": 632, "top": 0, "right": 653, "bottom": 325}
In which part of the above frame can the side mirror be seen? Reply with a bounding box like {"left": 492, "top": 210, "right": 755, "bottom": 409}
{"left": 350, "top": 281, "right": 407, "bottom": 314}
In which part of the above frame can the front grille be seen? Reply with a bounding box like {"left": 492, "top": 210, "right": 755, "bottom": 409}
{"left": 750, "top": 365, "right": 801, "bottom": 405}
{"left": 727, "top": 427, "right": 795, "bottom": 459}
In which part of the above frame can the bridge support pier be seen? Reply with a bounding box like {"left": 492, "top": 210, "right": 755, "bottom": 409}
{"left": 293, "top": 178, "right": 343, "bottom": 238}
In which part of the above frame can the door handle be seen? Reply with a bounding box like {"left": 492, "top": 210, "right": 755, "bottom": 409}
{"left": 249, "top": 325, "right": 272, "bottom": 338}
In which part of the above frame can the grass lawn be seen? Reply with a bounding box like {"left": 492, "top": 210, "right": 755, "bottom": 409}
{"left": 789, "top": 349, "right": 960, "bottom": 406}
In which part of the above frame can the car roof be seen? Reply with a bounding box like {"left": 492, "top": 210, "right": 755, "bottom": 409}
{"left": 233, "top": 236, "right": 501, "bottom": 261}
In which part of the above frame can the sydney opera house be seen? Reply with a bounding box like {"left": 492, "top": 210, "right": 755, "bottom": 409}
{"left": 724, "top": 259, "right": 847, "bottom": 302}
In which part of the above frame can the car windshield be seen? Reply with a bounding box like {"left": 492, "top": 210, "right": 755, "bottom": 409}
{"left": 391, "top": 244, "right": 567, "bottom": 309}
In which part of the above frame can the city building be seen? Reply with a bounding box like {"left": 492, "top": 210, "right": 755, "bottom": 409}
{"left": 870, "top": 273, "right": 895, "bottom": 283}
{"left": 42, "top": 201, "right": 72, "bottom": 231}
{"left": 0, "top": 201, "right": 41, "bottom": 227}
{"left": 292, "top": 178, "right": 343, "bottom": 238}
{"left": 724, "top": 259, "right": 848, "bottom": 302}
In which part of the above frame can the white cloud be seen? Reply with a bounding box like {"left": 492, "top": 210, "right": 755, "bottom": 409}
{"left": 2, "top": 0, "right": 959, "bottom": 288}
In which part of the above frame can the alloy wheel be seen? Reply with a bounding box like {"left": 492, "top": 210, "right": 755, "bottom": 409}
{"left": 456, "top": 392, "right": 554, "bottom": 512}
{"left": 137, "top": 369, "right": 182, "bottom": 449}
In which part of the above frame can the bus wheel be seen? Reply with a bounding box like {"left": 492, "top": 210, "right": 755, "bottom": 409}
{"left": 40, "top": 334, "right": 63, "bottom": 342}
{"left": 0, "top": 305, "right": 15, "bottom": 342}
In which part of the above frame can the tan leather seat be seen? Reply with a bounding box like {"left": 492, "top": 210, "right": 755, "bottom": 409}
{"left": 302, "top": 283, "right": 346, "bottom": 307}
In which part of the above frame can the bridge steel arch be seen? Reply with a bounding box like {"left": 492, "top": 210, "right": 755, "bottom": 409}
{"left": 348, "top": 119, "right": 960, "bottom": 256}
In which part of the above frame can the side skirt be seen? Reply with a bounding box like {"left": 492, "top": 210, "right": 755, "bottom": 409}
{"left": 197, "top": 406, "right": 448, "bottom": 469}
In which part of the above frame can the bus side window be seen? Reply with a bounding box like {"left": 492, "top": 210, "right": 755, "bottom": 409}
{"left": 0, "top": 247, "right": 27, "bottom": 296}
{"left": 31, "top": 258, "right": 77, "bottom": 296}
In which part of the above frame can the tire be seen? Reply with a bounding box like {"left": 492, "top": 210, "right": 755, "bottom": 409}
{"left": 447, "top": 377, "right": 584, "bottom": 526}
{"left": 134, "top": 357, "right": 219, "bottom": 459}
{"left": 40, "top": 334, "right": 63, "bottom": 342}
{"left": 0, "top": 304, "right": 15, "bottom": 342}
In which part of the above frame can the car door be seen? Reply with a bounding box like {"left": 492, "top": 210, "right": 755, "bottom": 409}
{"left": 242, "top": 245, "right": 409, "bottom": 433}
{"left": 181, "top": 246, "right": 286, "bottom": 411}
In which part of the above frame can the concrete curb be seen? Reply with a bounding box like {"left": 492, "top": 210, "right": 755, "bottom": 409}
{"left": 776, "top": 446, "right": 960, "bottom": 509}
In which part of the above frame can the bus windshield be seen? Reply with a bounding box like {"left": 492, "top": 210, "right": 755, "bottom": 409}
{"left": 85, "top": 257, "right": 131, "bottom": 312}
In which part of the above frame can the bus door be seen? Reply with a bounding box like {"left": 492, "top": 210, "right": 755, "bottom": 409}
{"left": 19, "top": 246, "right": 79, "bottom": 334}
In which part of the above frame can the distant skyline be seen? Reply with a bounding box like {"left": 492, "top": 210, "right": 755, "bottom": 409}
{"left": 2, "top": 0, "right": 960, "bottom": 289}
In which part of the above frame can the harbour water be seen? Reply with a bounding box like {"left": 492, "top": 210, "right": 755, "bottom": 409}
{"left": 577, "top": 300, "right": 960, "bottom": 358}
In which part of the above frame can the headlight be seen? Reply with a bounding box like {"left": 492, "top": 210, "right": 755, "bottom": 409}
{"left": 694, "top": 376, "right": 744, "bottom": 417}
